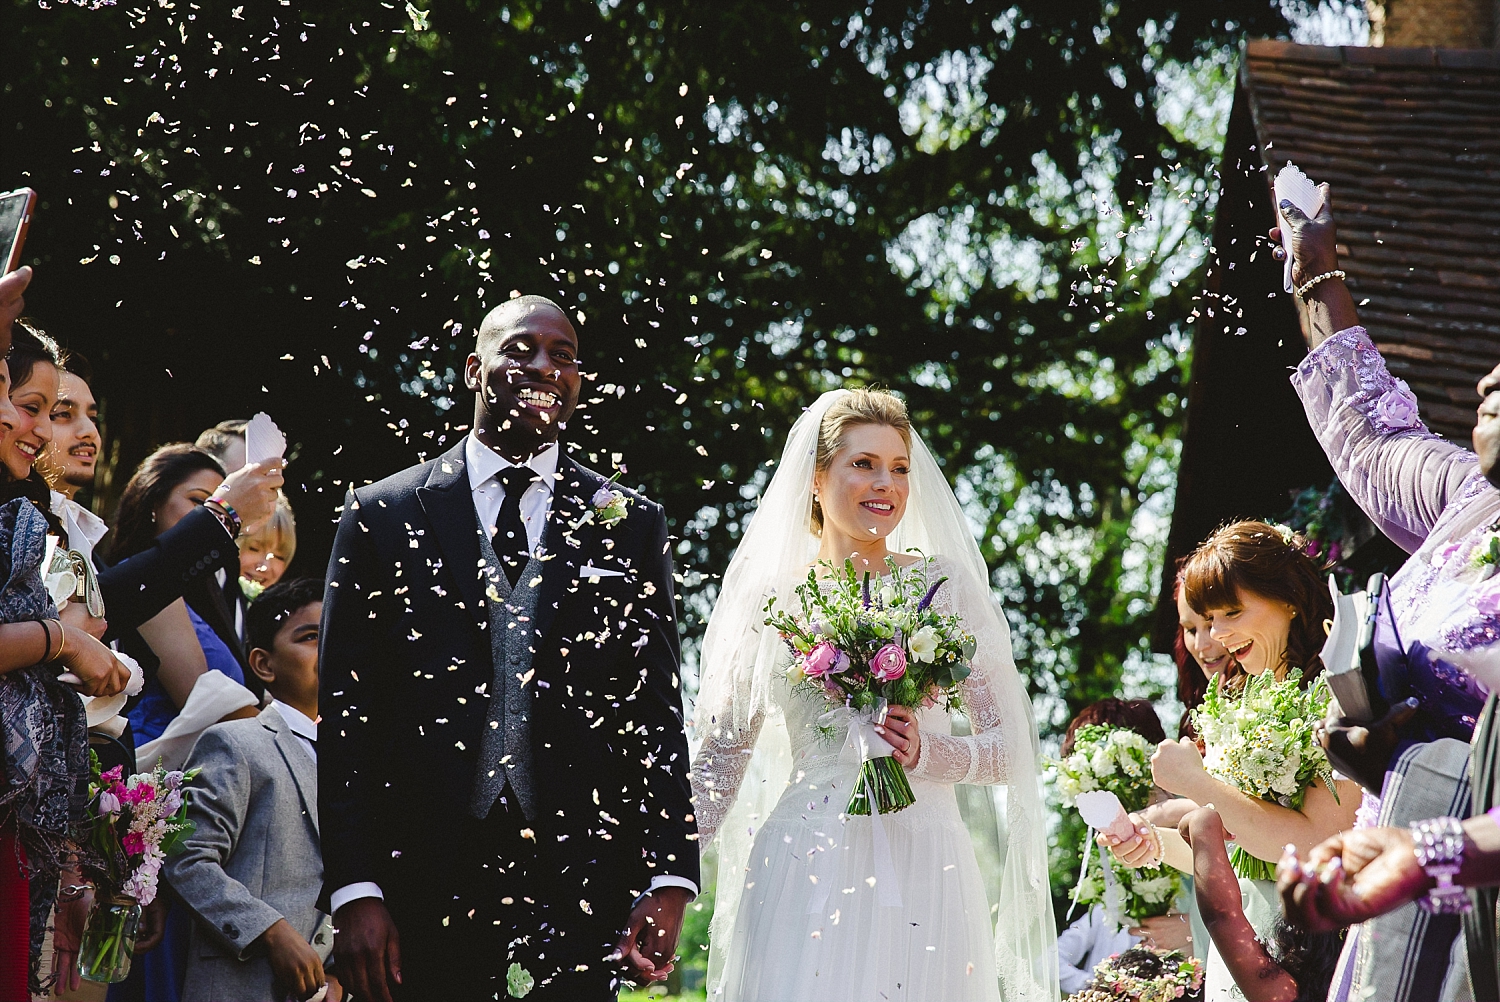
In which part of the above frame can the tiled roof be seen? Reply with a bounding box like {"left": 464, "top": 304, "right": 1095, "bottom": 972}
{"left": 1243, "top": 39, "right": 1500, "bottom": 439}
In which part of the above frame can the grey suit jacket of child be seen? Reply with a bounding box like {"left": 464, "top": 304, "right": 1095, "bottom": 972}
{"left": 164, "top": 703, "right": 332, "bottom": 1002}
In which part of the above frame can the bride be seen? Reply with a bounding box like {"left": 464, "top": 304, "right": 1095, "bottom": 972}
{"left": 690, "top": 389, "right": 1058, "bottom": 1001}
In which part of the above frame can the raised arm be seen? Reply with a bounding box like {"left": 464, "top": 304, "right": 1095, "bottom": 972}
{"left": 1277, "top": 185, "right": 1477, "bottom": 552}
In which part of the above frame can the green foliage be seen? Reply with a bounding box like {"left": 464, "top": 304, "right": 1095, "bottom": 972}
{"left": 3, "top": 0, "right": 1295, "bottom": 912}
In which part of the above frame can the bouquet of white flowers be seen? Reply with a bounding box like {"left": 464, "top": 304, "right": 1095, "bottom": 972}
{"left": 1191, "top": 668, "right": 1337, "bottom": 879}
{"left": 1055, "top": 724, "right": 1182, "bottom": 922}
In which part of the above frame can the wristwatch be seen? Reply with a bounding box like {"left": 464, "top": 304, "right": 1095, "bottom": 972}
{"left": 1410, "top": 816, "right": 1472, "bottom": 914}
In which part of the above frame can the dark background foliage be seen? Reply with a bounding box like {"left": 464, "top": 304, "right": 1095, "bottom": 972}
{"left": 3, "top": 0, "right": 1304, "bottom": 913}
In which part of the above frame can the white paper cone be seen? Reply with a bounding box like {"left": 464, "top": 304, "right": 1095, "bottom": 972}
{"left": 244, "top": 412, "right": 287, "bottom": 466}
{"left": 1273, "top": 162, "right": 1324, "bottom": 293}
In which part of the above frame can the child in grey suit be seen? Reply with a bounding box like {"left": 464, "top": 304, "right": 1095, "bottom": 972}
{"left": 164, "top": 578, "right": 339, "bottom": 1002}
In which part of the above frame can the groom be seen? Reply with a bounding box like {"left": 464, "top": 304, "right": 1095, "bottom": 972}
{"left": 320, "top": 296, "right": 698, "bottom": 1000}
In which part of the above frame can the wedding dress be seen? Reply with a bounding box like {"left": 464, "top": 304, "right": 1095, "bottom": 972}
{"left": 691, "top": 391, "right": 1058, "bottom": 1002}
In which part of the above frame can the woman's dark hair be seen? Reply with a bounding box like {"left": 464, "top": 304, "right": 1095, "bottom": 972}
{"left": 246, "top": 577, "right": 324, "bottom": 653}
{"left": 1061, "top": 697, "right": 1166, "bottom": 757}
{"left": 7, "top": 319, "right": 63, "bottom": 391}
{"left": 1182, "top": 520, "right": 1334, "bottom": 679}
{"left": 109, "top": 444, "right": 225, "bottom": 563}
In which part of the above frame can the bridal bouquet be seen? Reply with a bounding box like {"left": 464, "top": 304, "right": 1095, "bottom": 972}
{"left": 1191, "top": 668, "right": 1337, "bottom": 880}
{"left": 765, "top": 556, "right": 975, "bottom": 815}
{"left": 77, "top": 755, "right": 200, "bottom": 982}
{"left": 1055, "top": 725, "right": 1183, "bottom": 922}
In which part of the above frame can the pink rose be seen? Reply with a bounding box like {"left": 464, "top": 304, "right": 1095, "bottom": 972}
{"left": 1372, "top": 381, "right": 1421, "bottom": 433}
{"left": 100, "top": 766, "right": 123, "bottom": 785}
{"left": 870, "top": 644, "right": 907, "bottom": 682}
{"left": 802, "top": 642, "right": 849, "bottom": 678}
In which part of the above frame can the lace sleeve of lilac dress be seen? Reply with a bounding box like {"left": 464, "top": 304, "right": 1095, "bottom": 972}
{"left": 1290, "top": 327, "right": 1479, "bottom": 554}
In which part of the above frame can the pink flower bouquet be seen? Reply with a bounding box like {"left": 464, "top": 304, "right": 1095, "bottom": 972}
{"left": 764, "top": 556, "right": 976, "bottom": 815}
{"left": 78, "top": 755, "right": 199, "bottom": 982}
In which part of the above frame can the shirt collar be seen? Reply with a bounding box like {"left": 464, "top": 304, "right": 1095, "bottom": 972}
{"left": 464, "top": 433, "right": 560, "bottom": 495}
{"left": 272, "top": 700, "right": 318, "bottom": 743}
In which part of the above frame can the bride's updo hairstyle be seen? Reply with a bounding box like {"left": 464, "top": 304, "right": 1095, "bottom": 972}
{"left": 1181, "top": 520, "right": 1333, "bottom": 679}
{"left": 809, "top": 388, "right": 911, "bottom": 534}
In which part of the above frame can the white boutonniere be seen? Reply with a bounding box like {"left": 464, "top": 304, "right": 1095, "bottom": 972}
{"left": 571, "top": 472, "right": 631, "bottom": 531}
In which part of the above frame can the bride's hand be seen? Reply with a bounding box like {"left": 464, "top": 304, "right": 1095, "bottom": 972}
{"left": 876, "top": 705, "right": 921, "bottom": 769}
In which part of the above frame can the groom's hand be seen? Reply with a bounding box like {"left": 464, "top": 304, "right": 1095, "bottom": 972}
{"left": 612, "top": 885, "right": 692, "bottom": 984}
{"left": 332, "top": 898, "right": 401, "bottom": 1002}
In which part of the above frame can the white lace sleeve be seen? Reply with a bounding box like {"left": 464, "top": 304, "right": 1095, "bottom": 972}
{"left": 906, "top": 562, "right": 1010, "bottom": 786}
{"left": 690, "top": 709, "right": 764, "bottom": 850}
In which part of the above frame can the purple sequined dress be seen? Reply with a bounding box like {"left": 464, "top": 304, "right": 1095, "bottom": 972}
{"left": 1292, "top": 327, "right": 1500, "bottom": 999}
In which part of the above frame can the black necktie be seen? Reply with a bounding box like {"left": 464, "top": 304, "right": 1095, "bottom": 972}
{"left": 495, "top": 466, "right": 540, "bottom": 588}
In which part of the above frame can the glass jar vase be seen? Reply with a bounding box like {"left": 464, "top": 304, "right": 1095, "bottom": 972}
{"left": 78, "top": 894, "right": 141, "bottom": 983}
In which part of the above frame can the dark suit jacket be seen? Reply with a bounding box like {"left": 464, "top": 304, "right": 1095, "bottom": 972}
{"left": 99, "top": 506, "right": 238, "bottom": 641}
{"left": 318, "top": 440, "right": 698, "bottom": 912}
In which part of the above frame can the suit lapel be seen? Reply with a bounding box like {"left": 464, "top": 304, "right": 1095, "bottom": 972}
{"left": 261, "top": 706, "right": 320, "bottom": 835}
{"left": 530, "top": 456, "right": 603, "bottom": 645}
{"left": 416, "top": 440, "right": 488, "bottom": 631}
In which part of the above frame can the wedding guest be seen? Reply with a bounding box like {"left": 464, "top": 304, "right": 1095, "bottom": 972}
{"left": 164, "top": 578, "right": 339, "bottom": 1002}
{"left": 1174, "top": 568, "right": 1239, "bottom": 739}
{"left": 108, "top": 445, "right": 256, "bottom": 744}
{"left": 1058, "top": 907, "right": 1138, "bottom": 996}
{"left": 195, "top": 419, "right": 248, "bottom": 474}
{"left": 0, "top": 336, "right": 129, "bottom": 997}
{"left": 1106, "top": 521, "right": 1353, "bottom": 1002}
{"left": 238, "top": 494, "right": 296, "bottom": 597}
{"left": 1181, "top": 807, "right": 1341, "bottom": 1002}
{"left": 1271, "top": 185, "right": 1500, "bottom": 999}
{"left": 37, "top": 351, "right": 99, "bottom": 502}
{"left": 1060, "top": 698, "right": 1190, "bottom": 963}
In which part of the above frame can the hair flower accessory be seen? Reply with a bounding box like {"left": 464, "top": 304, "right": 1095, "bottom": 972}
{"left": 1372, "top": 379, "right": 1422, "bottom": 434}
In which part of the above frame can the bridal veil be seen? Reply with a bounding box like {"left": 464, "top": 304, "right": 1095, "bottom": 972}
{"left": 692, "top": 389, "right": 1059, "bottom": 999}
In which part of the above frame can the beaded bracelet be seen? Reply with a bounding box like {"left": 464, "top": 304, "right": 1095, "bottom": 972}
{"left": 1295, "top": 269, "right": 1347, "bottom": 300}
{"left": 1410, "top": 816, "right": 1471, "bottom": 914}
{"left": 203, "top": 496, "right": 242, "bottom": 539}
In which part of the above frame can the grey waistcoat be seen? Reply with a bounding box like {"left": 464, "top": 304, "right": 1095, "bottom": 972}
{"left": 468, "top": 528, "right": 543, "bottom": 823}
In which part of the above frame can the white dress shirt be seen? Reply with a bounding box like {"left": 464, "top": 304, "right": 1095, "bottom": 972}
{"left": 332, "top": 435, "right": 694, "bottom": 916}
{"left": 273, "top": 700, "right": 317, "bottom": 765}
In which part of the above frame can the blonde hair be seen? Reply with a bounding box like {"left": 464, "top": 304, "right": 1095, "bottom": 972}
{"left": 242, "top": 494, "right": 298, "bottom": 566}
{"left": 810, "top": 388, "right": 912, "bottom": 533}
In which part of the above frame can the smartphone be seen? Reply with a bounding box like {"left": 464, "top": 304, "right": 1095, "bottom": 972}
{"left": 0, "top": 188, "right": 37, "bottom": 274}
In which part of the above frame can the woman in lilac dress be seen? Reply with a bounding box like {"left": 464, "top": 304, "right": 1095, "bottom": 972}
{"left": 1276, "top": 184, "right": 1500, "bottom": 1000}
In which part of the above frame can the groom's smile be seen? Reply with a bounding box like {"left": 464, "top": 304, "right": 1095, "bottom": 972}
{"left": 465, "top": 295, "right": 581, "bottom": 458}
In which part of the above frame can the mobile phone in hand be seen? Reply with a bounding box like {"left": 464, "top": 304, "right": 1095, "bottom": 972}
{"left": 0, "top": 188, "right": 37, "bottom": 274}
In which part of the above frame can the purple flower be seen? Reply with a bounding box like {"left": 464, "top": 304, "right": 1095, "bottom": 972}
{"left": 916, "top": 576, "right": 949, "bottom": 613}
{"left": 861, "top": 574, "right": 872, "bottom": 608}
{"left": 1372, "top": 380, "right": 1421, "bottom": 433}
{"left": 870, "top": 644, "right": 908, "bottom": 682}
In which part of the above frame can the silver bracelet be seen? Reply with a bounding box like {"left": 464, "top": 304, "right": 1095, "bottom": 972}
{"left": 1410, "top": 816, "right": 1472, "bottom": 914}
{"left": 1295, "top": 269, "right": 1347, "bottom": 299}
